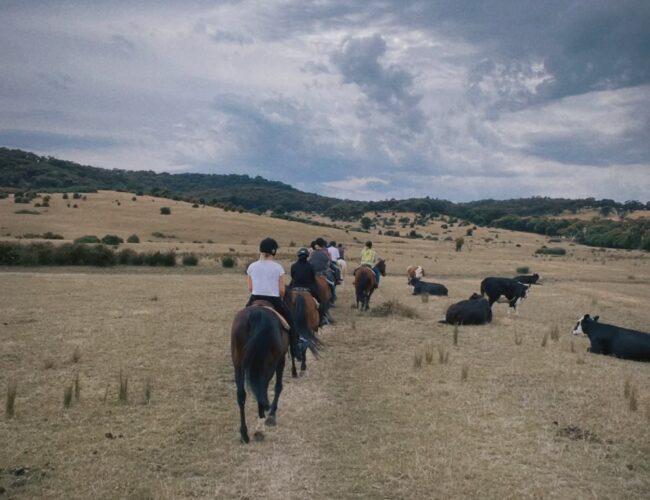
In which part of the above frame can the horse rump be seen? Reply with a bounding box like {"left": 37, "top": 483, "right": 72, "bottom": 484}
{"left": 291, "top": 293, "right": 322, "bottom": 357}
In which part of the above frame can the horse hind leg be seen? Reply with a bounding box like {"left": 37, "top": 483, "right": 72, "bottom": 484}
{"left": 266, "top": 357, "right": 285, "bottom": 426}
{"left": 235, "top": 368, "right": 249, "bottom": 444}
{"left": 290, "top": 353, "right": 298, "bottom": 378}
{"left": 301, "top": 350, "right": 307, "bottom": 372}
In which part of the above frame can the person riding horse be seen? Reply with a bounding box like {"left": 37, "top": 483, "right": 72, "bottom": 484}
{"left": 289, "top": 247, "right": 324, "bottom": 324}
{"left": 327, "top": 241, "right": 342, "bottom": 285}
{"left": 245, "top": 237, "right": 302, "bottom": 359}
{"left": 309, "top": 238, "right": 337, "bottom": 304}
{"left": 360, "top": 240, "right": 380, "bottom": 287}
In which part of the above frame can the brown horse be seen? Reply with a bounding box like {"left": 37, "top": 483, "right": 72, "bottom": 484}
{"left": 315, "top": 275, "right": 333, "bottom": 324}
{"left": 285, "top": 289, "right": 321, "bottom": 376}
{"left": 353, "top": 259, "right": 387, "bottom": 310}
{"left": 231, "top": 302, "right": 288, "bottom": 443}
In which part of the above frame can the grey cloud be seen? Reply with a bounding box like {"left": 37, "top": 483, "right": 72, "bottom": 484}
{"left": 209, "top": 30, "right": 255, "bottom": 45}
{"left": 330, "top": 34, "right": 425, "bottom": 132}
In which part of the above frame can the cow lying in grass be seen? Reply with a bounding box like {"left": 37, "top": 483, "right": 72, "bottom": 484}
{"left": 409, "top": 277, "right": 448, "bottom": 296}
{"left": 441, "top": 293, "right": 492, "bottom": 325}
{"left": 572, "top": 314, "right": 650, "bottom": 362}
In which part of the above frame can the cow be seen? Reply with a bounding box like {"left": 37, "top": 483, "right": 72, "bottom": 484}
{"left": 572, "top": 314, "right": 650, "bottom": 362}
{"left": 406, "top": 265, "right": 424, "bottom": 289}
{"left": 410, "top": 277, "right": 448, "bottom": 296}
{"left": 514, "top": 273, "right": 542, "bottom": 285}
{"left": 441, "top": 293, "right": 492, "bottom": 325}
{"left": 480, "top": 277, "right": 530, "bottom": 314}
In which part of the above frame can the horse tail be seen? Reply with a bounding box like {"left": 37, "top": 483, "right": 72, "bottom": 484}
{"left": 293, "top": 294, "right": 322, "bottom": 357}
{"left": 356, "top": 269, "right": 369, "bottom": 302}
{"left": 243, "top": 309, "right": 277, "bottom": 410}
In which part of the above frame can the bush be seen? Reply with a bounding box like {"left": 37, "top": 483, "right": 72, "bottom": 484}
{"left": 101, "top": 234, "right": 124, "bottom": 246}
{"left": 72, "top": 193, "right": 82, "bottom": 199}
{"left": 221, "top": 256, "right": 237, "bottom": 268}
{"left": 126, "top": 234, "right": 140, "bottom": 244}
{"left": 455, "top": 237, "right": 464, "bottom": 251}
{"left": 62, "top": 193, "right": 69, "bottom": 199}
{"left": 182, "top": 254, "right": 199, "bottom": 266}
{"left": 466, "top": 228, "right": 473, "bottom": 236}
{"left": 74, "top": 235, "right": 100, "bottom": 244}
{"left": 160, "top": 207, "right": 171, "bottom": 215}
{"left": 143, "top": 250, "right": 176, "bottom": 266}
{"left": 535, "top": 247, "right": 566, "bottom": 256}
{"left": 516, "top": 266, "right": 530, "bottom": 274}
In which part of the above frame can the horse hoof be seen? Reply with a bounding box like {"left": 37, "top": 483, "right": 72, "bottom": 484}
{"left": 240, "top": 433, "right": 250, "bottom": 444}
{"left": 253, "top": 431, "right": 265, "bottom": 441}
{"left": 265, "top": 416, "right": 276, "bottom": 426}
{"left": 291, "top": 369, "right": 298, "bottom": 378}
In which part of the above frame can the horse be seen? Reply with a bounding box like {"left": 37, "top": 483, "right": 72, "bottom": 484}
{"left": 231, "top": 303, "right": 287, "bottom": 443}
{"left": 285, "top": 288, "right": 321, "bottom": 376}
{"left": 315, "top": 274, "right": 333, "bottom": 324}
{"left": 353, "top": 259, "right": 386, "bottom": 310}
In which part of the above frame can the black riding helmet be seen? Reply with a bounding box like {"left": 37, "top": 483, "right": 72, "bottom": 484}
{"left": 365, "top": 241, "right": 373, "bottom": 248}
{"left": 259, "top": 237, "right": 278, "bottom": 256}
{"left": 329, "top": 240, "right": 336, "bottom": 247}
{"left": 315, "top": 237, "right": 327, "bottom": 248}
{"left": 297, "top": 247, "right": 309, "bottom": 259}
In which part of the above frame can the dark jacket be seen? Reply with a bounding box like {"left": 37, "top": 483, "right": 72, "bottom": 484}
{"left": 308, "top": 249, "right": 329, "bottom": 274}
{"left": 290, "top": 260, "right": 316, "bottom": 287}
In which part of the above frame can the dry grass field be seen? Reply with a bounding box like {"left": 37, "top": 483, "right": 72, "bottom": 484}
{"left": 1, "top": 191, "right": 650, "bottom": 499}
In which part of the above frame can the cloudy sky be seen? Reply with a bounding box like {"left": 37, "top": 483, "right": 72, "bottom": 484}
{"left": 1, "top": 0, "right": 649, "bottom": 202}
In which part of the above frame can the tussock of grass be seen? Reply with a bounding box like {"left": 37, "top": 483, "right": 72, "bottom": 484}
{"left": 144, "top": 379, "right": 152, "bottom": 405}
{"left": 371, "top": 300, "right": 418, "bottom": 319}
{"left": 453, "top": 324, "right": 459, "bottom": 346}
{"left": 6, "top": 380, "right": 17, "bottom": 419}
{"left": 63, "top": 385, "right": 73, "bottom": 408}
{"left": 71, "top": 346, "right": 81, "bottom": 364}
{"left": 541, "top": 332, "right": 549, "bottom": 347}
{"left": 514, "top": 333, "right": 524, "bottom": 346}
{"left": 74, "top": 373, "right": 81, "bottom": 402}
{"left": 118, "top": 371, "right": 128, "bottom": 403}
{"left": 550, "top": 325, "right": 560, "bottom": 342}
{"left": 438, "top": 346, "right": 450, "bottom": 364}
{"left": 461, "top": 364, "right": 469, "bottom": 382}
{"left": 424, "top": 344, "right": 434, "bottom": 364}
{"left": 413, "top": 352, "right": 423, "bottom": 368}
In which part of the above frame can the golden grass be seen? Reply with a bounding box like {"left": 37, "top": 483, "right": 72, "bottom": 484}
{"left": 1, "top": 191, "right": 650, "bottom": 498}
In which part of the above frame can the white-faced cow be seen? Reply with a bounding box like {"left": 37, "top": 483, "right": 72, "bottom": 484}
{"left": 514, "top": 273, "right": 542, "bottom": 285}
{"left": 572, "top": 314, "right": 650, "bottom": 362}
{"left": 480, "top": 277, "right": 530, "bottom": 314}
{"left": 410, "top": 277, "right": 448, "bottom": 296}
{"left": 442, "top": 293, "right": 492, "bottom": 325}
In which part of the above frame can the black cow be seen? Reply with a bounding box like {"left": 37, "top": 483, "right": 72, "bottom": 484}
{"left": 514, "top": 273, "right": 542, "bottom": 285}
{"left": 480, "top": 277, "right": 529, "bottom": 313}
{"left": 410, "top": 277, "right": 448, "bottom": 296}
{"left": 441, "top": 293, "right": 492, "bottom": 325}
{"left": 572, "top": 314, "right": 650, "bottom": 362}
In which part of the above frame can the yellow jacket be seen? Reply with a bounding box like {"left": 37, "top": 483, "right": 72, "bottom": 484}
{"left": 360, "top": 247, "right": 376, "bottom": 266}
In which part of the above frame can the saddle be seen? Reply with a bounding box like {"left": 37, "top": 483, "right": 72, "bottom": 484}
{"left": 249, "top": 300, "right": 290, "bottom": 331}
{"left": 290, "top": 288, "right": 320, "bottom": 308}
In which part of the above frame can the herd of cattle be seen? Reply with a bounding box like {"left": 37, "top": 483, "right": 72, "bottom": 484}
{"left": 404, "top": 265, "right": 650, "bottom": 363}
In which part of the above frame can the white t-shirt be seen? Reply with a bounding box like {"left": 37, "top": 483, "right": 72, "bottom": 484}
{"left": 247, "top": 260, "right": 285, "bottom": 297}
{"left": 327, "top": 246, "right": 340, "bottom": 261}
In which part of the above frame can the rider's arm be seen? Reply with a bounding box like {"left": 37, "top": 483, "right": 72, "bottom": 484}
{"left": 278, "top": 274, "right": 286, "bottom": 298}
{"left": 247, "top": 274, "right": 253, "bottom": 293}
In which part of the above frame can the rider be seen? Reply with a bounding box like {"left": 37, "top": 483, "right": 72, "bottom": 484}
{"left": 246, "top": 237, "right": 301, "bottom": 358}
{"left": 327, "top": 241, "right": 342, "bottom": 285}
{"left": 360, "top": 240, "right": 380, "bottom": 287}
{"left": 309, "top": 238, "right": 336, "bottom": 303}
{"left": 289, "top": 247, "right": 324, "bottom": 323}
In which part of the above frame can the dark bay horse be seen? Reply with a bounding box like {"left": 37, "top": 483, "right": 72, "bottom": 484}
{"left": 285, "top": 289, "right": 321, "bottom": 376}
{"left": 231, "top": 302, "right": 289, "bottom": 443}
{"left": 354, "top": 259, "right": 386, "bottom": 310}
{"left": 315, "top": 275, "right": 333, "bottom": 324}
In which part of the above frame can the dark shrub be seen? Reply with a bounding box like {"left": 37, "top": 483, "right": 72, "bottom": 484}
{"left": 0, "top": 242, "right": 22, "bottom": 264}
{"left": 14, "top": 196, "right": 30, "bottom": 204}
{"left": 126, "top": 234, "right": 140, "bottom": 244}
{"left": 101, "top": 235, "right": 124, "bottom": 246}
{"left": 118, "top": 248, "right": 143, "bottom": 265}
{"left": 222, "top": 256, "right": 236, "bottom": 268}
{"left": 74, "top": 235, "right": 100, "bottom": 244}
{"left": 192, "top": 203, "right": 199, "bottom": 208}
{"left": 42, "top": 232, "right": 64, "bottom": 240}
{"left": 160, "top": 207, "right": 171, "bottom": 215}
{"left": 535, "top": 247, "right": 566, "bottom": 256}
{"left": 73, "top": 193, "right": 81, "bottom": 199}
{"left": 466, "top": 228, "right": 473, "bottom": 236}
{"left": 516, "top": 266, "right": 530, "bottom": 274}
{"left": 144, "top": 250, "right": 176, "bottom": 266}
{"left": 62, "top": 193, "right": 69, "bottom": 199}
{"left": 14, "top": 210, "right": 40, "bottom": 215}
{"left": 182, "top": 254, "right": 198, "bottom": 266}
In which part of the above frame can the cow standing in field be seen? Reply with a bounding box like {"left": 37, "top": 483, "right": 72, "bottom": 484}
{"left": 480, "top": 277, "right": 530, "bottom": 314}
{"left": 409, "top": 277, "right": 448, "bottom": 296}
{"left": 442, "top": 293, "right": 492, "bottom": 325}
{"left": 514, "top": 273, "right": 542, "bottom": 285}
{"left": 572, "top": 314, "right": 650, "bottom": 362}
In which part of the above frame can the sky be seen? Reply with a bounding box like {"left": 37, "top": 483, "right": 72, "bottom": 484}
{"left": 1, "top": 0, "right": 649, "bottom": 202}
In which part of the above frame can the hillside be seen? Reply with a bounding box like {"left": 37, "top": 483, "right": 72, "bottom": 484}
{"left": 1, "top": 147, "right": 649, "bottom": 251}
